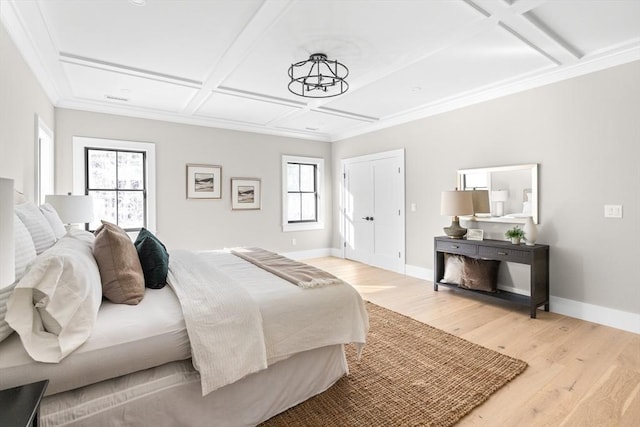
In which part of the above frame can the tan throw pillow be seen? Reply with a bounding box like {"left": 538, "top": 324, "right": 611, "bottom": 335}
{"left": 460, "top": 258, "right": 500, "bottom": 292}
{"left": 93, "top": 221, "right": 145, "bottom": 305}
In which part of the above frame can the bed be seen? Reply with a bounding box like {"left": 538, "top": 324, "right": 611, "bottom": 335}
{"left": 0, "top": 198, "right": 369, "bottom": 426}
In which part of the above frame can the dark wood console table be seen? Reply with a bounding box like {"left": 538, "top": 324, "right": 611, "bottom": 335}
{"left": 434, "top": 236, "right": 549, "bottom": 318}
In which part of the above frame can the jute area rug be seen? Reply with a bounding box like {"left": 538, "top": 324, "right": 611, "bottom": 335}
{"left": 261, "top": 302, "right": 527, "bottom": 427}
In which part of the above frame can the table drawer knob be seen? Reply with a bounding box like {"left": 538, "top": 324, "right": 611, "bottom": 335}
{"left": 497, "top": 251, "right": 508, "bottom": 256}
{"left": 451, "top": 245, "right": 459, "bottom": 249}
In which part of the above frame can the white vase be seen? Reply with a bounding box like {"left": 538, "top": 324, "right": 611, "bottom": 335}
{"left": 524, "top": 216, "right": 537, "bottom": 246}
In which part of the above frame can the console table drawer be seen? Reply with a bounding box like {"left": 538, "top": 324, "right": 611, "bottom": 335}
{"left": 435, "top": 240, "right": 477, "bottom": 256}
{"left": 478, "top": 246, "right": 529, "bottom": 262}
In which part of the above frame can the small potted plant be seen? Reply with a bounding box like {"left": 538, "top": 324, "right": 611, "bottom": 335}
{"left": 505, "top": 226, "right": 525, "bottom": 244}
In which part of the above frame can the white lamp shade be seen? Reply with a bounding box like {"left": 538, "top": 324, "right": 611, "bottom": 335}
{"left": 491, "top": 190, "right": 509, "bottom": 202}
{"left": 45, "top": 195, "right": 95, "bottom": 224}
{"left": 441, "top": 191, "right": 474, "bottom": 216}
{"left": 0, "top": 178, "right": 15, "bottom": 287}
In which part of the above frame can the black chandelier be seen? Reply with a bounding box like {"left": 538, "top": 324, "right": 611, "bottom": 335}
{"left": 288, "top": 53, "right": 349, "bottom": 98}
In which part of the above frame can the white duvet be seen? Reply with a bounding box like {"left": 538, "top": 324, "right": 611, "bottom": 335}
{"left": 168, "top": 250, "right": 369, "bottom": 396}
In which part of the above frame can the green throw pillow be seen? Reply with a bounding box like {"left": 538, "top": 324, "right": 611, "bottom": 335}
{"left": 134, "top": 228, "right": 169, "bottom": 289}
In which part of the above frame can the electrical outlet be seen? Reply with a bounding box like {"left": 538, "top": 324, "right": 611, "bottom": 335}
{"left": 291, "top": 238, "right": 297, "bottom": 246}
{"left": 410, "top": 203, "right": 416, "bottom": 212}
{"left": 604, "top": 205, "right": 623, "bottom": 218}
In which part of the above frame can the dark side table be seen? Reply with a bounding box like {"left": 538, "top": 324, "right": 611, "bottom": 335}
{"left": 0, "top": 380, "right": 49, "bottom": 427}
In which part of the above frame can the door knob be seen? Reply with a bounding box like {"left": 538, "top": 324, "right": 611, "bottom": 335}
{"left": 361, "top": 216, "right": 374, "bottom": 221}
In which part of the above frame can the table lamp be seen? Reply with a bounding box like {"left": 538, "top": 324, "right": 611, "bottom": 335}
{"left": 441, "top": 190, "right": 473, "bottom": 239}
{"left": 491, "top": 190, "right": 509, "bottom": 217}
{"left": 45, "top": 194, "right": 95, "bottom": 228}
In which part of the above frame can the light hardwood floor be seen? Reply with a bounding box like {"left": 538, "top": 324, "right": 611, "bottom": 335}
{"left": 304, "top": 257, "right": 640, "bottom": 427}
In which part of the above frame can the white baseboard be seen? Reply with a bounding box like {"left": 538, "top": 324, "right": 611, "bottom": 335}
{"left": 405, "top": 264, "right": 432, "bottom": 281}
{"left": 550, "top": 296, "right": 640, "bottom": 334}
{"left": 403, "top": 263, "right": 639, "bottom": 334}
{"left": 330, "top": 248, "right": 343, "bottom": 258}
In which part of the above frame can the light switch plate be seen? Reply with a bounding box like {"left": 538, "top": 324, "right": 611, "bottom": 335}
{"left": 604, "top": 205, "right": 623, "bottom": 218}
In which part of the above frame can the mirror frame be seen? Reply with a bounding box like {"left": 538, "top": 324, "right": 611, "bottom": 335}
{"left": 457, "top": 163, "right": 539, "bottom": 224}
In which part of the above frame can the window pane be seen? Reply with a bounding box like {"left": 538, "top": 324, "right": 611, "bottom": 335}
{"left": 300, "top": 164, "right": 315, "bottom": 192}
{"left": 301, "top": 193, "right": 316, "bottom": 220}
{"left": 287, "top": 193, "right": 301, "bottom": 222}
{"left": 118, "top": 152, "right": 144, "bottom": 190}
{"left": 464, "top": 172, "right": 488, "bottom": 190}
{"left": 89, "top": 190, "right": 117, "bottom": 230}
{"left": 88, "top": 150, "right": 116, "bottom": 189}
{"left": 287, "top": 164, "right": 299, "bottom": 191}
{"left": 118, "top": 191, "right": 144, "bottom": 229}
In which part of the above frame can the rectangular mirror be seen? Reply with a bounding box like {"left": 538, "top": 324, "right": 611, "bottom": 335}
{"left": 457, "top": 164, "right": 539, "bottom": 224}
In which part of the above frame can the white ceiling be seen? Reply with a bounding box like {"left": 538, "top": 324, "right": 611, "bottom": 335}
{"left": 2, "top": 0, "right": 639, "bottom": 142}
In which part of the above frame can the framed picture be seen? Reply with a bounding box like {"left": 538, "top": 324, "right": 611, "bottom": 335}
{"left": 231, "top": 178, "right": 261, "bottom": 210}
{"left": 186, "top": 164, "right": 222, "bottom": 199}
{"left": 466, "top": 229, "right": 484, "bottom": 241}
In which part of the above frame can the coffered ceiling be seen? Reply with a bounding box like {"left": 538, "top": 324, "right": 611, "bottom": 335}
{"left": 2, "top": 0, "right": 639, "bottom": 142}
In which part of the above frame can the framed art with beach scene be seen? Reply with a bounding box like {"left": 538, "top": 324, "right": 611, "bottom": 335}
{"left": 186, "top": 164, "right": 222, "bottom": 199}
{"left": 231, "top": 178, "right": 261, "bottom": 210}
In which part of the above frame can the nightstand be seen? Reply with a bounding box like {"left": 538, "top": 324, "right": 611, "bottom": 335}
{"left": 0, "top": 380, "right": 49, "bottom": 427}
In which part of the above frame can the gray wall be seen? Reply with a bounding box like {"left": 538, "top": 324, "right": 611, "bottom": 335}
{"left": 55, "top": 109, "right": 333, "bottom": 253}
{"left": 0, "top": 22, "right": 54, "bottom": 197}
{"left": 332, "top": 60, "right": 640, "bottom": 315}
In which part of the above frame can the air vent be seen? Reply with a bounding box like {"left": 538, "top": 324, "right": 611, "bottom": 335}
{"left": 105, "top": 95, "right": 129, "bottom": 102}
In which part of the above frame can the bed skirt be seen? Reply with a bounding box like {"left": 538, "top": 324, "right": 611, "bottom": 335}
{"left": 40, "top": 344, "right": 347, "bottom": 427}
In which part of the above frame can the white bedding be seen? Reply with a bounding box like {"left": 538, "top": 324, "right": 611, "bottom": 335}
{"left": 1, "top": 249, "right": 368, "bottom": 399}
{"left": 207, "top": 250, "right": 368, "bottom": 363}
{"left": 167, "top": 250, "right": 267, "bottom": 396}
{"left": 168, "top": 249, "right": 368, "bottom": 395}
{"left": 0, "top": 286, "right": 189, "bottom": 395}
{"left": 41, "top": 344, "right": 348, "bottom": 427}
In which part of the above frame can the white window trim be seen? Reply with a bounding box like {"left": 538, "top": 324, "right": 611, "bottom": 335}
{"left": 72, "top": 137, "right": 157, "bottom": 233}
{"left": 282, "top": 155, "right": 324, "bottom": 232}
{"left": 35, "top": 115, "right": 54, "bottom": 205}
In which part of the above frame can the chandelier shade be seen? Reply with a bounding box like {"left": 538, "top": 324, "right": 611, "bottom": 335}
{"left": 288, "top": 53, "right": 349, "bottom": 98}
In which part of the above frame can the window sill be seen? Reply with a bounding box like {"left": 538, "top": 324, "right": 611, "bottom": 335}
{"left": 282, "top": 222, "right": 324, "bottom": 232}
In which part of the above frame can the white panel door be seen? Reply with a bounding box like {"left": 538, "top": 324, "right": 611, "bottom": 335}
{"left": 343, "top": 150, "right": 405, "bottom": 273}
{"left": 371, "top": 155, "right": 404, "bottom": 272}
{"left": 344, "top": 160, "right": 374, "bottom": 265}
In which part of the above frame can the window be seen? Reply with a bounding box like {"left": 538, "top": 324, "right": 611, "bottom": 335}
{"left": 85, "top": 148, "right": 146, "bottom": 231}
{"left": 282, "top": 155, "right": 324, "bottom": 231}
{"left": 35, "top": 116, "right": 54, "bottom": 205}
{"left": 73, "top": 137, "right": 156, "bottom": 233}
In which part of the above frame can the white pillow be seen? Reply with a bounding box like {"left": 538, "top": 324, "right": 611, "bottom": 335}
{"left": 15, "top": 202, "right": 56, "bottom": 254}
{"left": 5, "top": 232, "right": 102, "bottom": 362}
{"left": 39, "top": 203, "right": 67, "bottom": 239}
{"left": 14, "top": 213, "right": 37, "bottom": 281}
{"left": 0, "top": 215, "right": 38, "bottom": 343}
{"left": 441, "top": 254, "right": 465, "bottom": 285}
{"left": 0, "top": 282, "right": 17, "bottom": 342}
{"left": 14, "top": 190, "right": 27, "bottom": 205}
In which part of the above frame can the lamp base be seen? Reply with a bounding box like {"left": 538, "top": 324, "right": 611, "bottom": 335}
{"left": 444, "top": 216, "right": 467, "bottom": 239}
